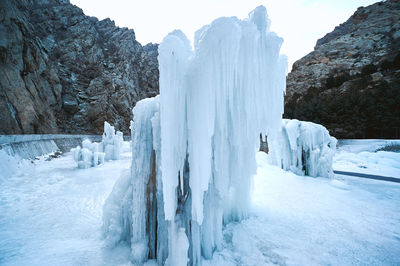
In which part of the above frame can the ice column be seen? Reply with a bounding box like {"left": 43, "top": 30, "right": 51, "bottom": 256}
{"left": 103, "top": 5, "right": 287, "bottom": 265}
{"left": 71, "top": 121, "right": 122, "bottom": 168}
{"left": 103, "top": 96, "right": 169, "bottom": 264}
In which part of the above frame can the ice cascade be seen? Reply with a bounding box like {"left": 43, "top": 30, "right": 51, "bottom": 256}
{"left": 103, "top": 6, "right": 287, "bottom": 265}
{"left": 268, "top": 119, "right": 337, "bottom": 178}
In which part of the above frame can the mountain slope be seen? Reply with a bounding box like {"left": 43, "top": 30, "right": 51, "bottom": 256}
{"left": 285, "top": 0, "right": 400, "bottom": 139}
{"left": 0, "top": 0, "right": 158, "bottom": 134}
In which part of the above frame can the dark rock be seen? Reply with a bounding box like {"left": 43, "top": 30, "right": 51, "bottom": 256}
{"left": 285, "top": 0, "right": 400, "bottom": 139}
{"left": 0, "top": 0, "right": 159, "bottom": 134}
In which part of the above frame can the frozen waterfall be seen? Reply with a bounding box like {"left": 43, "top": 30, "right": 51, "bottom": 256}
{"left": 103, "top": 5, "right": 287, "bottom": 265}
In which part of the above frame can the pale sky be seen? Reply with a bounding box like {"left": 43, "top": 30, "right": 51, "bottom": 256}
{"left": 70, "top": 0, "right": 379, "bottom": 69}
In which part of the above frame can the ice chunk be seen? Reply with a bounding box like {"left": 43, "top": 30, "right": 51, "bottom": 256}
{"left": 166, "top": 226, "right": 189, "bottom": 266}
{"left": 82, "top": 139, "right": 92, "bottom": 150}
{"left": 268, "top": 119, "right": 337, "bottom": 178}
{"left": 102, "top": 121, "right": 124, "bottom": 161}
{"left": 71, "top": 146, "right": 81, "bottom": 162}
{"left": 104, "top": 144, "right": 113, "bottom": 161}
{"left": 98, "top": 152, "right": 105, "bottom": 165}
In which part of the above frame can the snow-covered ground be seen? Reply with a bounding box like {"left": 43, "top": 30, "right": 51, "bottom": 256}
{"left": 334, "top": 139, "right": 400, "bottom": 178}
{"left": 1, "top": 142, "right": 399, "bottom": 265}
{"left": 206, "top": 152, "right": 400, "bottom": 265}
{"left": 0, "top": 143, "right": 132, "bottom": 266}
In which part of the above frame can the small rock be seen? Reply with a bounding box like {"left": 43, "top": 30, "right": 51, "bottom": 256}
{"left": 371, "top": 72, "right": 383, "bottom": 81}
{"left": 320, "top": 57, "right": 330, "bottom": 64}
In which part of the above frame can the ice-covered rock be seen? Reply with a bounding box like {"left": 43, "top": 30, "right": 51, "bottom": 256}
{"left": 268, "top": 119, "right": 337, "bottom": 178}
{"left": 103, "top": 97, "right": 165, "bottom": 263}
{"left": 103, "top": 5, "right": 286, "bottom": 265}
{"left": 71, "top": 121, "right": 123, "bottom": 168}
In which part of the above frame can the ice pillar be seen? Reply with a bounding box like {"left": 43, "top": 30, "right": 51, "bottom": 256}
{"left": 103, "top": 5, "right": 287, "bottom": 265}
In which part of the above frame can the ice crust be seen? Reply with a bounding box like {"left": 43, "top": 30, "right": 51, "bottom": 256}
{"left": 71, "top": 121, "right": 123, "bottom": 168}
{"left": 269, "top": 119, "right": 337, "bottom": 178}
{"left": 103, "top": 5, "right": 287, "bottom": 265}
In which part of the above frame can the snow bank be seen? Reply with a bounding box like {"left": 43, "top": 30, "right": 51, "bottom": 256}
{"left": 71, "top": 122, "right": 123, "bottom": 168}
{"left": 334, "top": 150, "right": 400, "bottom": 178}
{"left": 103, "top": 5, "right": 286, "bottom": 265}
{"left": 337, "top": 139, "right": 400, "bottom": 153}
{"left": 269, "top": 119, "right": 337, "bottom": 178}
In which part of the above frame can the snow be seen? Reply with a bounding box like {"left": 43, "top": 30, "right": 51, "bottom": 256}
{"left": 269, "top": 119, "right": 337, "bottom": 178}
{"left": 337, "top": 139, "right": 400, "bottom": 153}
{"left": 204, "top": 152, "right": 400, "bottom": 265}
{"left": 2, "top": 148, "right": 399, "bottom": 265}
{"left": 0, "top": 149, "right": 22, "bottom": 181}
{"left": 0, "top": 142, "right": 133, "bottom": 266}
{"left": 334, "top": 139, "right": 400, "bottom": 178}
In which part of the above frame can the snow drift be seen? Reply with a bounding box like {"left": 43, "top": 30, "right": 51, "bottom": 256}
{"left": 103, "top": 5, "right": 287, "bottom": 265}
{"left": 71, "top": 121, "right": 123, "bottom": 168}
{"left": 268, "top": 119, "right": 337, "bottom": 178}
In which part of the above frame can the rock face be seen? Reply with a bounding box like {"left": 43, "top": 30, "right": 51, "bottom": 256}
{"left": 0, "top": 0, "right": 159, "bottom": 134}
{"left": 285, "top": 0, "right": 400, "bottom": 139}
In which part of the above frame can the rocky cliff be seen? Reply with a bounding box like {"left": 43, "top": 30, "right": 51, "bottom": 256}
{"left": 285, "top": 0, "right": 400, "bottom": 139}
{"left": 0, "top": 0, "right": 159, "bottom": 134}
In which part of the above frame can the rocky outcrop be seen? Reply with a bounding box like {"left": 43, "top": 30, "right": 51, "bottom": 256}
{"left": 0, "top": 0, "right": 159, "bottom": 134}
{"left": 285, "top": 0, "right": 400, "bottom": 139}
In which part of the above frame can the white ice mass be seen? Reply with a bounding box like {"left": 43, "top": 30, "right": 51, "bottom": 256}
{"left": 71, "top": 121, "right": 123, "bottom": 168}
{"left": 268, "top": 119, "right": 337, "bottom": 178}
{"left": 103, "top": 5, "right": 287, "bottom": 265}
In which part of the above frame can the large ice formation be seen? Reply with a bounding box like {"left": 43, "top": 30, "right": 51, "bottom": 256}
{"left": 103, "top": 5, "right": 287, "bottom": 265}
{"left": 71, "top": 121, "right": 123, "bottom": 168}
{"left": 268, "top": 119, "right": 337, "bottom": 178}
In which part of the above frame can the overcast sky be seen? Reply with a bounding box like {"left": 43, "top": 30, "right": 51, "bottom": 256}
{"left": 70, "top": 0, "right": 379, "bottom": 69}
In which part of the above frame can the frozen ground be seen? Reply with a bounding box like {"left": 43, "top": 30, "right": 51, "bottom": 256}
{"left": 0, "top": 143, "right": 133, "bottom": 266}
{"left": 1, "top": 143, "right": 400, "bottom": 265}
{"left": 205, "top": 153, "right": 400, "bottom": 265}
{"left": 334, "top": 139, "right": 400, "bottom": 178}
